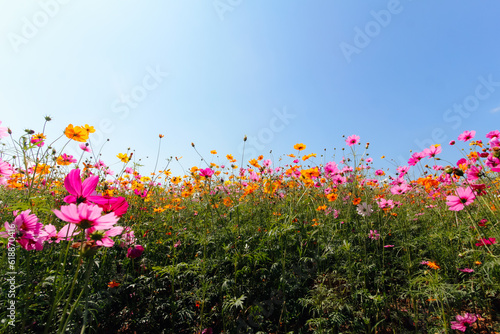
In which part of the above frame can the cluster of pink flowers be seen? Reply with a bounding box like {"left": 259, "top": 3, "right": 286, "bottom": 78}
{"left": 1, "top": 169, "right": 143, "bottom": 259}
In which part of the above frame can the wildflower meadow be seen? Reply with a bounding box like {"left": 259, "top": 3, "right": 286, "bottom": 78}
{"left": 0, "top": 118, "right": 499, "bottom": 333}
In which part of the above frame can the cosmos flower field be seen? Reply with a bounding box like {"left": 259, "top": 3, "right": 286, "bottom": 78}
{"left": 0, "top": 119, "right": 499, "bottom": 333}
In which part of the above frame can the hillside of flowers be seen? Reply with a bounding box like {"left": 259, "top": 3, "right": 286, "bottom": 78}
{"left": 0, "top": 118, "right": 499, "bottom": 333}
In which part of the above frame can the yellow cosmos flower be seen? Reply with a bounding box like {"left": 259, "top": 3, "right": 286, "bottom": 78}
{"left": 84, "top": 124, "right": 95, "bottom": 134}
{"left": 117, "top": 153, "right": 129, "bottom": 163}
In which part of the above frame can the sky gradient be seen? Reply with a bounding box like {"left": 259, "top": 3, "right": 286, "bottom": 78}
{"left": 1, "top": 1, "right": 499, "bottom": 176}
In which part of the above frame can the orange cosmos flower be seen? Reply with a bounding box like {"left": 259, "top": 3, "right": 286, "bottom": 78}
{"left": 108, "top": 280, "right": 120, "bottom": 288}
{"left": 326, "top": 193, "right": 338, "bottom": 202}
{"left": 352, "top": 197, "right": 362, "bottom": 205}
{"left": 302, "top": 153, "right": 317, "bottom": 161}
{"left": 294, "top": 143, "right": 306, "bottom": 151}
{"left": 249, "top": 159, "right": 261, "bottom": 168}
{"left": 64, "top": 124, "right": 89, "bottom": 142}
{"left": 210, "top": 150, "right": 217, "bottom": 154}
{"left": 426, "top": 261, "right": 440, "bottom": 270}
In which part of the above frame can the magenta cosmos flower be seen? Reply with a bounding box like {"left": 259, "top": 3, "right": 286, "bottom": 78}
{"left": 199, "top": 168, "right": 214, "bottom": 178}
{"left": 63, "top": 169, "right": 102, "bottom": 204}
{"left": 450, "top": 313, "right": 477, "bottom": 332}
{"left": 127, "top": 244, "right": 144, "bottom": 259}
{"left": 345, "top": 134, "right": 360, "bottom": 146}
{"left": 457, "top": 130, "right": 475, "bottom": 142}
{"left": 475, "top": 237, "right": 496, "bottom": 247}
{"left": 53, "top": 203, "right": 118, "bottom": 230}
{"left": 92, "top": 196, "right": 129, "bottom": 217}
{"left": 446, "top": 187, "right": 475, "bottom": 211}
{"left": 1, "top": 210, "right": 47, "bottom": 251}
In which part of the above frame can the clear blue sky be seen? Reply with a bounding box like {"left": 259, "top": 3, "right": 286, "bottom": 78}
{"left": 1, "top": 1, "right": 499, "bottom": 176}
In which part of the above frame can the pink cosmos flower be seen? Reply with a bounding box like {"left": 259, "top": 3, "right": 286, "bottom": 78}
{"left": 63, "top": 169, "right": 101, "bottom": 204}
{"left": 0, "top": 159, "right": 13, "bottom": 186}
{"left": 397, "top": 165, "right": 409, "bottom": 177}
{"left": 44, "top": 223, "right": 79, "bottom": 243}
{"left": 0, "top": 121, "right": 8, "bottom": 139}
{"left": 127, "top": 244, "right": 144, "bottom": 259}
{"left": 408, "top": 152, "right": 425, "bottom": 166}
{"left": 31, "top": 137, "right": 44, "bottom": 147}
{"left": 174, "top": 240, "right": 181, "bottom": 248}
{"left": 377, "top": 198, "right": 395, "bottom": 210}
{"left": 450, "top": 313, "right": 477, "bottom": 332}
{"left": 59, "top": 153, "right": 77, "bottom": 164}
{"left": 346, "top": 134, "right": 360, "bottom": 146}
{"left": 199, "top": 168, "right": 214, "bottom": 178}
{"left": 324, "top": 162, "right": 339, "bottom": 177}
{"left": 390, "top": 184, "right": 410, "bottom": 195}
{"left": 475, "top": 237, "right": 496, "bottom": 247}
{"left": 134, "top": 189, "right": 148, "bottom": 198}
{"left": 449, "top": 140, "right": 455, "bottom": 145}
{"left": 446, "top": 187, "right": 475, "bottom": 211}
{"left": 53, "top": 203, "right": 118, "bottom": 230}
{"left": 486, "top": 130, "right": 500, "bottom": 140}
{"left": 384, "top": 245, "right": 394, "bottom": 248}
{"left": 457, "top": 130, "right": 475, "bottom": 142}
{"left": 458, "top": 268, "right": 474, "bottom": 273}
{"left": 79, "top": 143, "right": 91, "bottom": 152}
{"left": 95, "top": 160, "right": 107, "bottom": 169}
{"left": 86, "top": 226, "right": 124, "bottom": 247}
{"left": 422, "top": 145, "right": 442, "bottom": 158}
{"left": 249, "top": 171, "right": 260, "bottom": 182}
{"left": 467, "top": 166, "right": 482, "bottom": 181}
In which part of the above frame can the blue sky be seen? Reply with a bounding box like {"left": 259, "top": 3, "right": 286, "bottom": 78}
{"left": 1, "top": 0, "right": 499, "bottom": 177}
